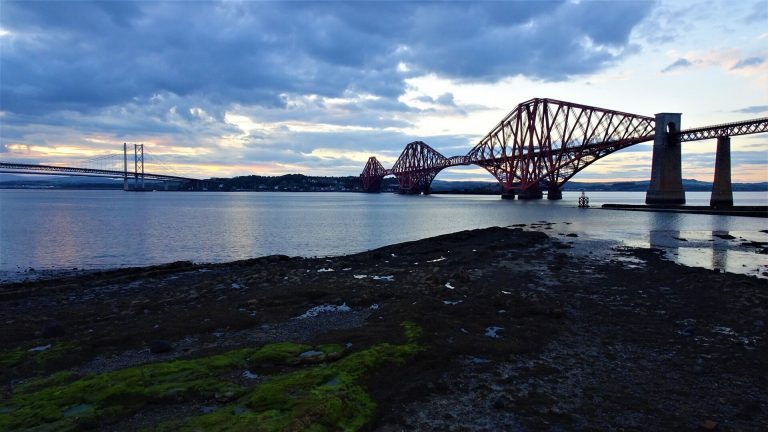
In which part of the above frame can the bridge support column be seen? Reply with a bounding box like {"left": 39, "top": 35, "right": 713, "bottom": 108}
{"left": 501, "top": 189, "right": 516, "bottom": 199}
{"left": 547, "top": 186, "right": 562, "bottom": 200}
{"left": 123, "top": 143, "right": 128, "bottom": 191}
{"left": 710, "top": 136, "right": 733, "bottom": 208}
{"left": 518, "top": 186, "right": 543, "bottom": 200}
{"left": 646, "top": 113, "right": 685, "bottom": 205}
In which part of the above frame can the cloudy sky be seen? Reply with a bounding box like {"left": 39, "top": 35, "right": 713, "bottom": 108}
{"left": 1, "top": 0, "right": 766, "bottom": 183}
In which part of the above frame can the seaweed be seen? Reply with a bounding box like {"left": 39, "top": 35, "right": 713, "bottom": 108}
{"left": 0, "top": 323, "right": 423, "bottom": 431}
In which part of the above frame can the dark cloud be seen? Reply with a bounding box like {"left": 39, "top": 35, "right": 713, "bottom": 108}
{"left": 0, "top": 0, "right": 662, "bottom": 178}
{"left": 731, "top": 56, "right": 765, "bottom": 69}
{"left": 1, "top": 0, "right": 653, "bottom": 116}
{"left": 734, "top": 105, "right": 768, "bottom": 114}
{"left": 661, "top": 58, "right": 693, "bottom": 73}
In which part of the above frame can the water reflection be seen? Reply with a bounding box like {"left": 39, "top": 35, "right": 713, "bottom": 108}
{"left": 648, "top": 211, "right": 680, "bottom": 254}
{"left": 711, "top": 231, "right": 730, "bottom": 272}
{"left": 1, "top": 190, "right": 766, "bottom": 280}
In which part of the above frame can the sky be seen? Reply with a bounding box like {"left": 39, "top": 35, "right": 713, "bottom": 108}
{"left": 1, "top": 0, "right": 766, "bottom": 183}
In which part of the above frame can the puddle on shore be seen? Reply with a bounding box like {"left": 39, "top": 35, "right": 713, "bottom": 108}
{"left": 549, "top": 227, "right": 768, "bottom": 280}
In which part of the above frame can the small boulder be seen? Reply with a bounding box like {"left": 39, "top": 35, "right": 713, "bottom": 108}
{"left": 42, "top": 321, "right": 65, "bottom": 338}
{"left": 492, "top": 395, "right": 510, "bottom": 410}
{"left": 149, "top": 340, "right": 173, "bottom": 354}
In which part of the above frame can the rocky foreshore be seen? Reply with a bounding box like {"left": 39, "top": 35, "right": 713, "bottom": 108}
{"left": 1, "top": 225, "right": 766, "bottom": 431}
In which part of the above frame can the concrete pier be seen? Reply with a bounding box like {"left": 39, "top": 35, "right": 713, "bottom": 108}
{"left": 518, "top": 186, "right": 543, "bottom": 200}
{"left": 646, "top": 113, "right": 686, "bottom": 204}
{"left": 547, "top": 186, "right": 562, "bottom": 200}
{"left": 501, "top": 189, "right": 516, "bottom": 199}
{"left": 710, "top": 136, "right": 733, "bottom": 208}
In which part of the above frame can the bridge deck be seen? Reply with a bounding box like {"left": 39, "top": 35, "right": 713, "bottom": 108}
{"left": 0, "top": 162, "right": 198, "bottom": 182}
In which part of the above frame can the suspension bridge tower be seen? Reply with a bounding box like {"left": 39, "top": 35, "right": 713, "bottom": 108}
{"left": 123, "top": 143, "right": 146, "bottom": 191}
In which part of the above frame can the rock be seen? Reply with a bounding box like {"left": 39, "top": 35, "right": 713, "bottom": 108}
{"left": 42, "top": 321, "right": 65, "bottom": 338}
{"left": 298, "top": 350, "right": 326, "bottom": 363}
{"left": 267, "top": 255, "right": 290, "bottom": 263}
{"left": 693, "top": 359, "right": 705, "bottom": 375}
{"left": 215, "top": 391, "right": 236, "bottom": 402}
{"left": 28, "top": 344, "right": 51, "bottom": 352}
{"left": 149, "top": 340, "right": 173, "bottom": 354}
{"left": 566, "top": 233, "right": 578, "bottom": 237}
{"left": 492, "top": 395, "right": 510, "bottom": 410}
{"left": 452, "top": 269, "right": 471, "bottom": 283}
{"left": 701, "top": 419, "right": 718, "bottom": 430}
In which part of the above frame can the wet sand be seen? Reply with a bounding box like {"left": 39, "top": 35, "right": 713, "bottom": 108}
{"left": 1, "top": 226, "right": 766, "bottom": 430}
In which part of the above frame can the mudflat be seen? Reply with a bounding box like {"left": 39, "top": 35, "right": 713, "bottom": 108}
{"left": 1, "top": 226, "right": 766, "bottom": 431}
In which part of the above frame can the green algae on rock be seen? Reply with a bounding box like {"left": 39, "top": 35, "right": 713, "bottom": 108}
{"left": 0, "top": 342, "right": 80, "bottom": 369}
{"left": 158, "top": 323, "right": 424, "bottom": 432}
{"left": 0, "top": 323, "right": 422, "bottom": 431}
{"left": 0, "top": 348, "right": 25, "bottom": 368}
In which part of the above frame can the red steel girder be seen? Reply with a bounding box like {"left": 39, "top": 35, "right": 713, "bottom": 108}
{"left": 359, "top": 98, "right": 766, "bottom": 196}
{"left": 360, "top": 156, "right": 389, "bottom": 192}
{"left": 391, "top": 141, "right": 449, "bottom": 194}
{"left": 466, "top": 98, "right": 655, "bottom": 192}
{"left": 675, "top": 117, "right": 768, "bottom": 142}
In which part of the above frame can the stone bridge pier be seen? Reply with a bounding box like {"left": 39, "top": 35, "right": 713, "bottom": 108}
{"left": 710, "top": 136, "right": 733, "bottom": 207}
{"left": 646, "top": 113, "right": 685, "bottom": 205}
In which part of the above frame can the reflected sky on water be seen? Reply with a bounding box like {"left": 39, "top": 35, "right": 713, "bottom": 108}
{"left": 1, "top": 190, "right": 766, "bottom": 281}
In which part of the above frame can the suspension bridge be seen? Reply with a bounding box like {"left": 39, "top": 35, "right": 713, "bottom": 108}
{"left": 0, "top": 144, "right": 204, "bottom": 191}
{"left": 360, "top": 98, "right": 768, "bottom": 206}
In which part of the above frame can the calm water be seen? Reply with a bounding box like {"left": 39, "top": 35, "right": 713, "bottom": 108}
{"left": 1, "top": 190, "right": 766, "bottom": 280}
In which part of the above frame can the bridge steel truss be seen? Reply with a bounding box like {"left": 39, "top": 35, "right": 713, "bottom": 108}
{"left": 390, "top": 141, "right": 450, "bottom": 194}
{"left": 360, "top": 156, "right": 389, "bottom": 192}
{"left": 465, "top": 98, "right": 656, "bottom": 198}
{"left": 675, "top": 117, "right": 768, "bottom": 142}
{"left": 361, "top": 98, "right": 657, "bottom": 197}
{"left": 361, "top": 98, "right": 767, "bottom": 198}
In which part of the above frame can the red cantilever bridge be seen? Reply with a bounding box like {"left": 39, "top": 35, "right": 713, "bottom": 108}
{"left": 360, "top": 98, "right": 767, "bottom": 204}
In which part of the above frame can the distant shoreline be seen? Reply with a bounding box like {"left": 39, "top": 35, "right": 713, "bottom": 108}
{"left": 1, "top": 173, "right": 767, "bottom": 193}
